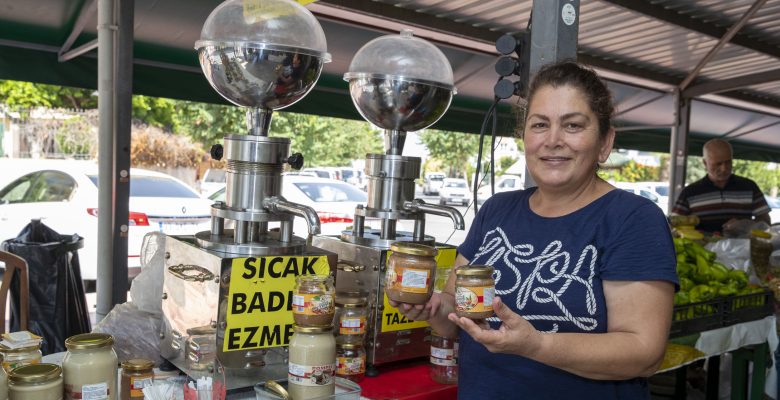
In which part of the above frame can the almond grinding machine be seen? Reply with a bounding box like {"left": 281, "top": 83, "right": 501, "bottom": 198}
{"left": 312, "top": 30, "right": 465, "bottom": 374}
{"left": 159, "top": 0, "right": 337, "bottom": 389}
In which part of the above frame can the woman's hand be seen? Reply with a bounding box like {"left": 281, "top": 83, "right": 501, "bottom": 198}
{"left": 388, "top": 292, "right": 444, "bottom": 321}
{"left": 447, "top": 296, "right": 543, "bottom": 358}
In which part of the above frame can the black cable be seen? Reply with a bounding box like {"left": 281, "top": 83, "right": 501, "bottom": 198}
{"left": 472, "top": 97, "right": 499, "bottom": 217}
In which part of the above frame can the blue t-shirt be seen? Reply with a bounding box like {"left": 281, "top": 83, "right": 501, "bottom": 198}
{"left": 456, "top": 188, "right": 678, "bottom": 400}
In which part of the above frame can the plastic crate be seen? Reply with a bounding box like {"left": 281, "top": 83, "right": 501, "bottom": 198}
{"left": 670, "top": 297, "right": 724, "bottom": 338}
{"left": 722, "top": 289, "right": 773, "bottom": 327}
{"left": 669, "top": 289, "right": 773, "bottom": 338}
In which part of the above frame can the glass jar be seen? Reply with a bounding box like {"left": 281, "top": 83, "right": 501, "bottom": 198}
{"left": 292, "top": 275, "right": 335, "bottom": 327}
{"left": 63, "top": 333, "right": 118, "bottom": 400}
{"left": 385, "top": 242, "right": 438, "bottom": 304}
{"left": 186, "top": 326, "right": 217, "bottom": 371}
{"left": 120, "top": 359, "right": 154, "bottom": 400}
{"left": 8, "top": 363, "right": 63, "bottom": 400}
{"left": 455, "top": 265, "right": 495, "bottom": 319}
{"left": 288, "top": 325, "right": 336, "bottom": 400}
{"left": 751, "top": 230, "right": 773, "bottom": 280}
{"left": 334, "top": 296, "right": 368, "bottom": 344}
{"left": 429, "top": 332, "right": 458, "bottom": 385}
{"left": 336, "top": 343, "right": 365, "bottom": 383}
{"left": 0, "top": 344, "right": 42, "bottom": 373}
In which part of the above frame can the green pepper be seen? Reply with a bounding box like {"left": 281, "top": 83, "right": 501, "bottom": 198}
{"left": 674, "top": 291, "right": 690, "bottom": 305}
{"left": 679, "top": 277, "right": 694, "bottom": 291}
{"left": 689, "top": 284, "right": 715, "bottom": 302}
{"left": 727, "top": 269, "right": 748, "bottom": 289}
{"left": 709, "top": 262, "right": 729, "bottom": 282}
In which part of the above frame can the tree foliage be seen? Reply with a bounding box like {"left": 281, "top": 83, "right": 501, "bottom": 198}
{"left": 0, "top": 81, "right": 97, "bottom": 109}
{"left": 418, "top": 130, "right": 480, "bottom": 178}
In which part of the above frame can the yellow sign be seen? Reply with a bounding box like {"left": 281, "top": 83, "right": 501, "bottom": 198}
{"left": 223, "top": 255, "right": 330, "bottom": 352}
{"left": 380, "top": 247, "right": 457, "bottom": 332}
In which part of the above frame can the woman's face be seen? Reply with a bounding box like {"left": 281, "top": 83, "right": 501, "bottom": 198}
{"left": 524, "top": 84, "right": 614, "bottom": 192}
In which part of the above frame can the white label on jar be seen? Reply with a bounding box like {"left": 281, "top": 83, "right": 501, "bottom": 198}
{"left": 292, "top": 295, "right": 305, "bottom": 307}
{"left": 431, "top": 346, "right": 454, "bottom": 360}
{"left": 430, "top": 356, "right": 457, "bottom": 366}
{"left": 81, "top": 382, "right": 108, "bottom": 399}
{"left": 132, "top": 377, "right": 153, "bottom": 389}
{"left": 341, "top": 318, "right": 361, "bottom": 328}
{"left": 401, "top": 269, "right": 429, "bottom": 289}
{"left": 483, "top": 287, "right": 495, "bottom": 306}
{"left": 288, "top": 362, "right": 336, "bottom": 387}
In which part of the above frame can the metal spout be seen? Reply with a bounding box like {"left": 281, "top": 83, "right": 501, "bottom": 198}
{"left": 403, "top": 199, "right": 465, "bottom": 230}
{"left": 263, "top": 196, "right": 321, "bottom": 235}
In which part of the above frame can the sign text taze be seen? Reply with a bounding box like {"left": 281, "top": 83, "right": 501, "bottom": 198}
{"left": 224, "top": 255, "right": 330, "bottom": 352}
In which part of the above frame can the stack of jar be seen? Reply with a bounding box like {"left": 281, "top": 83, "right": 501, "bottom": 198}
{"left": 2, "top": 333, "right": 119, "bottom": 400}
{"left": 290, "top": 274, "right": 337, "bottom": 399}
{"left": 334, "top": 294, "right": 368, "bottom": 383}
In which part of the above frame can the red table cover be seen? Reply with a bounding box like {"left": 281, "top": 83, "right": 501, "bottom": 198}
{"left": 359, "top": 360, "right": 458, "bottom": 400}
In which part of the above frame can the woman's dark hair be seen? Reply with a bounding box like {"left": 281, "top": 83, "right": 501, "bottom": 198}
{"left": 525, "top": 60, "right": 614, "bottom": 138}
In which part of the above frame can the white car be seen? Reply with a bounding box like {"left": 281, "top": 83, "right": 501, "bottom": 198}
{"left": 613, "top": 182, "right": 667, "bottom": 215}
{"left": 422, "top": 172, "right": 446, "bottom": 195}
{"left": 210, "top": 175, "right": 380, "bottom": 236}
{"left": 640, "top": 181, "right": 671, "bottom": 213}
{"left": 438, "top": 178, "right": 471, "bottom": 206}
{"left": 0, "top": 161, "right": 213, "bottom": 282}
{"left": 476, "top": 174, "right": 523, "bottom": 205}
{"left": 765, "top": 196, "right": 780, "bottom": 226}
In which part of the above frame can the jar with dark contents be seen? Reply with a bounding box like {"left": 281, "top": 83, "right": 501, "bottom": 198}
{"left": 334, "top": 296, "right": 368, "bottom": 344}
{"left": 455, "top": 265, "right": 495, "bottom": 319}
{"left": 751, "top": 230, "right": 773, "bottom": 280}
{"left": 120, "top": 358, "right": 154, "bottom": 400}
{"left": 293, "top": 275, "right": 335, "bottom": 327}
{"left": 429, "top": 331, "right": 458, "bottom": 385}
{"left": 385, "top": 242, "right": 438, "bottom": 304}
{"left": 336, "top": 343, "right": 366, "bottom": 383}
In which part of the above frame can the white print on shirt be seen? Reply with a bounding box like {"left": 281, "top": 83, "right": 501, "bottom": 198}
{"left": 472, "top": 227, "right": 598, "bottom": 333}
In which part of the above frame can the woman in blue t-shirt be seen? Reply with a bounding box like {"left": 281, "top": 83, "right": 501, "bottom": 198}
{"left": 390, "top": 61, "right": 678, "bottom": 399}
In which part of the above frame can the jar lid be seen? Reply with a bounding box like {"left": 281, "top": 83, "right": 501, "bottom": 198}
{"left": 390, "top": 242, "right": 437, "bottom": 257}
{"left": 296, "top": 274, "right": 331, "bottom": 283}
{"left": 0, "top": 343, "right": 40, "bottom": 353}
{"left": 264, "top": 380, "right": 290, "bottom": 400}
{"left": 65, "top": 333, "right": 114, "bottom": 350}
{"left": 121, "top": 358, "right": 155, "bottom": 372}
{"left": 335, "top": 297, "right": 367, "bottom": 307}
{"left": 337, "top": 343, "right": 363, "bottom": 349}
{"left": 8, "top": 363, "right": 61, "bottom": 384}
{"left": 455, "top": 265, "right": 494, "bottom": 277}
{"left": 293, "top": 325, "right": 332, "bottom": 334}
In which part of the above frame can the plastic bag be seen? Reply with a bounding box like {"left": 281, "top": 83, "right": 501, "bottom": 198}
{"left": 722, "top": 219, "right": 770, "bottom": 238}
{"left": 93, "top": 301, "right": 165, "bottom": 366}
{"left": 130, "top": 232, "right": 166, "bottom": 316}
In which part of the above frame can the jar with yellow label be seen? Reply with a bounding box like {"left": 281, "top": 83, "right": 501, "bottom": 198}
{"left": 385, "top": 242, "right": 438, "bottom": 304}
{"left": 0, "top": 343, "right": 42, "bottom": 374}
{"left": 336, "top": 343, "right": 365, "bottom": 383}
{"left": 334, "top": 296, "right": 367, "bottom": 344}
{"left": 288, "top": 325, "right": 336, "bottom": 399}
{"left": 63, "top": 333, "right": 118, "bottom": 400}
{"left": 292, "top": 275, "right": 335, "bottom": 327}
{"left": 455, "top": 265, "right": 495, "bottom": 319}
{"left": 8, "top": 363, "right": 62, "bottom": 400}
{"left": 120, "top": 359, "right": 154, "bottom": 400}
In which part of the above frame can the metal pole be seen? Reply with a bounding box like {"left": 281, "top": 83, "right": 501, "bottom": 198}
{"left": 524, "top": 0, "right": 580, "bottom": 189}
{"left": 669, "top": 90, "right": 691, "bottom": 212}
{"left": 96, "top": 0, "right": 115, "bottom": 321}
{"left": 112, "top": 0, "right": 133, "bottom": 307}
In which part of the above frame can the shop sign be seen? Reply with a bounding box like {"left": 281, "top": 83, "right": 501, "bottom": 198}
{"left": 380, "top": 247, "right": 457, "bottom": 332}
{"left": 224, "top": 255, "right": 330, "bottom": 352}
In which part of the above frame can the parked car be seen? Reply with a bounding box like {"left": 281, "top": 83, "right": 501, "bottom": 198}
{"left": 339, "top": 167, "right": 366, "bottom": 191}
{"left": 640, "top": 181, "right": 670, "bottom": 212}
{"left": 476, "top": 174, "right": 523, "bottom": 205}
{"left": 613, "top": 182, "right": 667, "bottom": 215}
{"left": 422, "top": 172, "right": 446, "bottom": 195}
{"left": 210, "top": 175, "right": 387, "bottom": 236}
{"left": 303, "top": 167, "right": 341, "bottom": 181}
{"left": 197, "top": 168, "right": 226, "bottom": 198}
{"left": 765, "top": 195, "right": 780, "bottom": 225}
{"left": 438, "top": 178, "right": 471, "bottom": 206}
{"left": 0, "top": 161, "right": 213, "bottom": 283}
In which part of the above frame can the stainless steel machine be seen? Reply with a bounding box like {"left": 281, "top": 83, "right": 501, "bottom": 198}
{"left": 159, "top": 0, "right": 336, "bottom": 389}
{"left": 312, "top": 29, "right": 465, "bottom": 373}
